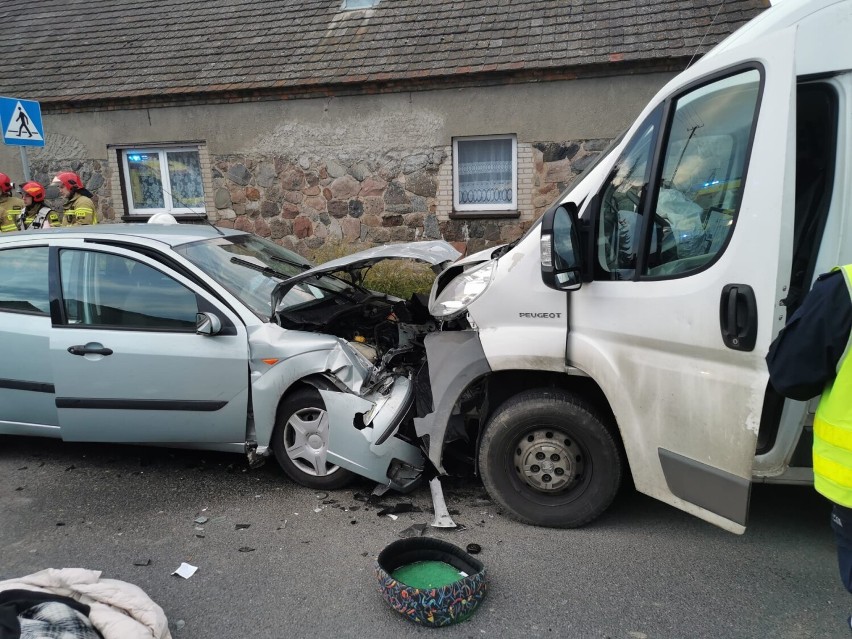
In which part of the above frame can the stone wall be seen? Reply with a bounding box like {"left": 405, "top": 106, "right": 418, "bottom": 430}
{"left": 209, "top": 138, "right": 608, "bottom": 257}
{"left": 27, "top": 158, "right": 114, "bottom": 221}
{"left": 21, "top": 137, "right": 610, "bottom": 257}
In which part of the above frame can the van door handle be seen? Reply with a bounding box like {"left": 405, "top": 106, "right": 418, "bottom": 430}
{"left": 719, "top": 284, "right": 757, "bottom": 351}
{"left": 68, "top": 344, "right": 114, "bottom": 356}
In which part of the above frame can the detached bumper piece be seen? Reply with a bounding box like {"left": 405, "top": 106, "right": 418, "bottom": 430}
{"left": 320, "top": 376, "right": 424, "bottom": 492}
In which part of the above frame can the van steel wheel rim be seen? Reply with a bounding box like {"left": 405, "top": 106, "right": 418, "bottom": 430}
{"left": 285, "top": 406, "right": 342, "bottom": 477}
{"left": 513, "top": 428, "right": 584, "bottom": 493}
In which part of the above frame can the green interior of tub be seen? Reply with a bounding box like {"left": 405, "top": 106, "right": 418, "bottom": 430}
{"left": 391, "top": 560, "right": 465, "bottom": 589}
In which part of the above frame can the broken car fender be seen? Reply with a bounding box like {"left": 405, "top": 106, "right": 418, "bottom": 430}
{"left": 247, "top": 323, "right": 374, "bottom": 451}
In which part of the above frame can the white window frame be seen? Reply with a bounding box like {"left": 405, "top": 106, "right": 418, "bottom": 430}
{"left": 453, "top": 134, "right": 518, "bottom": 213}
{"left": 120, "top": 147, "right": 205, "bottom": 216}
{"left": 342, "top": 0, "right": 379, "bottom": 9}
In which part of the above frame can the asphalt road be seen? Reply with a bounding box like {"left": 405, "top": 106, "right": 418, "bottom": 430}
{"left": 0, "top": 435, "right": 847, "bottom": 639}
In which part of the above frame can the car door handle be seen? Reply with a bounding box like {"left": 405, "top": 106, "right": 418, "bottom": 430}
{"left": 68, "top": 344, "right": 114, "bottom": 356}
{"left": 719, "top": 283, "right": 757, "bottom": 351}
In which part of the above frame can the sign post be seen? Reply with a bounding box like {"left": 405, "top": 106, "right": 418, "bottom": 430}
{"left": 0, "top": 96, "right": 45, "bottom": 181}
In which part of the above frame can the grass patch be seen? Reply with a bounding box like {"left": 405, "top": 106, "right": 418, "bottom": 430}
{"left": 309, "top": 242, "right": 435, "bottom": 300}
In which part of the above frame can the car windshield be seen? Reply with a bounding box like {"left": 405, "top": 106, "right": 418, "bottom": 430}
{"left": 174, "top": 234, "right": 353, "bottom": 319}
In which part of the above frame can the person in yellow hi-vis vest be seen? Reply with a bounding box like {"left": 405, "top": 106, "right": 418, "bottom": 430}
{"left": 51, "top": 171, "right": 97, "bottom": 226}
{"left": 0, "top": 172, "right": 25, "bottom": 232}
{"left": 767, "top": 266, "right": 852, "bottom": 625}
{"left": 19, "top": 181, "right": 60, "bottom": 229}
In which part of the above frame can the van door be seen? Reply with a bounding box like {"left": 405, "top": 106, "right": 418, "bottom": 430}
{"left": 49, "top": 243, "right": 250, "bottom": 444}
{"left": 570, "top": 29, "right": 797, "bottom": 533}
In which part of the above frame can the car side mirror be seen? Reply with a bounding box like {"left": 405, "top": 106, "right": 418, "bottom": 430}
{"left": 196, "top": 312, "right": 222, "bottom": 336}
{"left": 540, "top": 204, "right": 583, "bottom": 291}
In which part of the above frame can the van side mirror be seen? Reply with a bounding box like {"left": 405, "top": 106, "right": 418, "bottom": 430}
{"left": 540, "top": 204, "right": 583, "bottom": 291}
{"left": 196, "top": 312, "right": 222, "bottom": 336}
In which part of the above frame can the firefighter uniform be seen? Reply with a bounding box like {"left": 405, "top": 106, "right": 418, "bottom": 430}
{"left": 0, "top": 193, "right": 25, "bottom": 232}
{"left": 62, "top": 191, "right": 97, "bottom": 226}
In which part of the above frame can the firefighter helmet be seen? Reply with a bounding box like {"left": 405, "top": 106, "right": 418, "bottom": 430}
{"left": 20, "top": 181, "right": 46, "bottom": 203}
{"left": 52, "top": 171, "right": 84, "bottom": 192}
{"left": 0, "top": 172, "right": 13, "bottom": 195}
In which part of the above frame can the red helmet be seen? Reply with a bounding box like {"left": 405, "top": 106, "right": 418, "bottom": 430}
{"left": 0, "top": 172, "right": 12, "bottom": 195}
{"left": 20, "top": 181, "right": 46, "bottom": 203}
{"left": 52, "top": 171, "right": 84, "bottom": 191}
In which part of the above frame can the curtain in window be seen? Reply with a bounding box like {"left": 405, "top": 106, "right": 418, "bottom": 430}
{"left": 457, "top": 139, "right": 513, "bottom": 205}
{"left": 167, "top": 151, "right": 204, "bottom": 209}
{"left": 127, "top": 153, "right": 165, "bottom": 209}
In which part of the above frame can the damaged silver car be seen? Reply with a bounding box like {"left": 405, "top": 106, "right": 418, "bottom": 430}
{"left": 0, "top": 223, "right": 459, "bottom": 496}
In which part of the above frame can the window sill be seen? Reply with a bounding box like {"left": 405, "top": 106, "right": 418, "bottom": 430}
{"left": 449, "top": 210, "right": 520, "bottom": 220}
{"left": 122, "top": 214, "right": 209, "bottom": 223}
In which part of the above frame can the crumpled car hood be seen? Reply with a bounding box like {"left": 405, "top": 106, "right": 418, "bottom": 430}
{"left": 273, "top": 240, "right": 461, "bottom": 308}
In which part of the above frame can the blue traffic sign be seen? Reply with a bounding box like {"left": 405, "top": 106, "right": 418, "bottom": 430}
{"left": 0, "top": 96, "right": 44, "bottom": 147}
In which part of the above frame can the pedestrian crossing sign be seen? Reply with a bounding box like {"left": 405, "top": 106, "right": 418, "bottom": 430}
{"left": 0, "top": 96, "right": 44, "bottom": 147}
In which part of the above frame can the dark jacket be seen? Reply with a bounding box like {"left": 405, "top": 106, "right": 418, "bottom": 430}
{"left": 766, "top": 269, "right": 852, "bottom": 400}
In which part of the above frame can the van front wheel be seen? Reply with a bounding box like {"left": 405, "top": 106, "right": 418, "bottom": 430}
{"left": 478, "top": 389, "right": 622, "bottom": 528}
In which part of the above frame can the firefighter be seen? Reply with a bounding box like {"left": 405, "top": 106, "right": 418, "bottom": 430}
{"left": 51, "top": 171, "right": 97, "bottom": 226}
{"left": 19, "top": 181, "right": 60, "bottom": 229}
{"left": 0, "top": 172, "right": 24, "bottom": 232}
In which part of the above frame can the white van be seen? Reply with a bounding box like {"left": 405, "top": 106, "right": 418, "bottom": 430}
{"left": 418, "top": 0, "right": 852, "bottom": 533}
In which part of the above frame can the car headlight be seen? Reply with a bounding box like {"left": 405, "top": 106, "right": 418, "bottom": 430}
{"left": 429, "top": 261, "right": 496, "bottom": 320}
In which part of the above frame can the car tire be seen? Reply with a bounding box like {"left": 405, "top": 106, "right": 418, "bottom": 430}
{"left": 272, "top": 388, "right": 355, "bottom": 490}
{"left": 479, "top": 388, "right": 622, "bottom": 528}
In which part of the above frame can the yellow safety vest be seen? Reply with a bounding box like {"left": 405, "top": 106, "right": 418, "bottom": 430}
{"left": 62, "top": 192, "right": 97, "bottom": 226}
{"left": 813, "top": 264, "right": 852, "bottom": 507}
{"left": 0, "top": 195, "right": 25, "bottom": 232}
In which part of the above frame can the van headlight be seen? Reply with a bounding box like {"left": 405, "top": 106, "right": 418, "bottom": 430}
{"left": 429, "top": 261, "right": 496, "bottom": 320}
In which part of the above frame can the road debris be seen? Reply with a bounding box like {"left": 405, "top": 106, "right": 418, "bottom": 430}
{"left": 171, "top": 562, "right": 198, "bottom": 579}
{"left": 194, "top": 516, "right": 209, "bottom": 525}
{"left": 398, "top": 523, "right": 428, "bottom": 538}
{"left": 235, "top": 523, "right": 250, "bottom": 530}
{"left": 133, "top": 558, "right": 151, "bottom": 566}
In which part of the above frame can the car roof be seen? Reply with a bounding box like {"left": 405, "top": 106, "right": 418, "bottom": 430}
{"left": 0, "top": 223, "right": 247, "bottom": 248}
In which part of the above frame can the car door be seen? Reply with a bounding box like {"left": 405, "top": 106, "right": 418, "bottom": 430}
{"left": 49, "top": 240, "right": 250, "bottom": 444}
{"left": 0, "top": 242, "right": 57, "bottom": 434}
{"left": 568, "top": 29, "right": 797, "bottom": 533}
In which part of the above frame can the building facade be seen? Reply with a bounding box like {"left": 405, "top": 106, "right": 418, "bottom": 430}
{"left": 0, "top": 0, "right": 766, "bottom": 256}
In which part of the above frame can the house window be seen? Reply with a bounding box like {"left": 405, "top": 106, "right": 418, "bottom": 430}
{"left": 342, "top": 0, "right": 379, "bottom": 9}
{"left": 453, "top": 135, "right": 517, "bottom": 213}
{"left": 121, "top": 148, "right": 205, "bottom": 216}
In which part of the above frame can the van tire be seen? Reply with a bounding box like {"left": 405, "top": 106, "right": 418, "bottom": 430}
{"left": 272, "top": 388, "right": 355, "bottom": 490}
{"left": 479, "top": 389, "right": 622, "bottom": 528}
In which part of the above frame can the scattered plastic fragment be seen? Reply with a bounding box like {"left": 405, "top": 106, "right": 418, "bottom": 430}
{"left": 315, "top": 492, "right": 329, "bottom": 500}
{"left": 398, "top": 523, "right": 428, "bottom": 538}
{"left": 377, "top": 503, "right": 421, "bottom": 516}
{"left": 194, "top": 516, "right": 209, "bottom": 525}
{"left": 175, "top": 620, "right": 186, "bottom": 631}
{"left": 133, "top": 559, "right": 151, "bottom": 566}
{"left": 56, "top": 522, "right": 65, "bottom": 526}
{"left": 466, "top": 543, "right": 482, "bottom": 555}
{"left": 235, "top": 523, "right": 250, "bottom": 530}
{"left": 172, "top": 562, "right": 198, "bottom": 579}
{"left": 313, "top": 507, "right": 322, "bottom": 513}
{"left": 386, "top": 514, "right": 399, "bottom": 521}
{"left": 238, "top": 547, "right": 255, "bottom": 553}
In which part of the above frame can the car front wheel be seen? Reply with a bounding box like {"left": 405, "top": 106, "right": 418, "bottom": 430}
{"left": 272, "top": 388, "right": 355, "bottom": 490}
{"left": 479, "top": 389, "right": 622, "bottom": 528}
